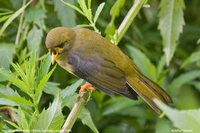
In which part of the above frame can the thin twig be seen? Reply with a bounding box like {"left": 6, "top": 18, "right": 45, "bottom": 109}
{"left": 115, "top": 0, "right": 147, "bottom": 43}
{"left": 15, "top": 0, "right": 26, "bottom": 45}
{"left": 60, "top": 92, "right": 89, "bottom": 133}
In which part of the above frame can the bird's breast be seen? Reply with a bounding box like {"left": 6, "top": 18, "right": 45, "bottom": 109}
{"left": 56, "top": 58, "right": 75, "bottom": 75}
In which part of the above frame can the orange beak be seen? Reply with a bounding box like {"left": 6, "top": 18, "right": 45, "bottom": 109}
{"left": 51, "top": 52, "right": 58, "bottom": 64}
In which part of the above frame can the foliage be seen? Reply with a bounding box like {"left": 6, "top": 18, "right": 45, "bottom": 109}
{"left": 0, "top": 0, "right": 200, "bottom": 133}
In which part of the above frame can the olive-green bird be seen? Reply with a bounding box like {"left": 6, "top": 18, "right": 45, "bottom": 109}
{"left": 45, "top": 27, "right": 172, "bottom": 114}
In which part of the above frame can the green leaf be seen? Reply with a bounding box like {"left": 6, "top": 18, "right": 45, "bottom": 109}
{"left": 155, "top": 100, "right": 200, "bottom": 133}
{"left": 61, "top": 79, "right": 84, "bottom": 98}
{"left": 0, "top": 98, "right": 18, "bottom": 106}
{"left": 190, "top": 81, "right": 200, "bottom": 91}
{"left": 0, "top": 43, "right": 15, "bottom": 69}
{"left": 35, "top": 65, "right": 57, "bottom": 102}
{"left": 78, "top": 0, "right": 88, "bottom": 13}
{"left": 0, "top": 68, "right": 32, "bottom": 95}
{"left": 156, "top": 119, "right": 173, "bottom": 133}
{"left": 18, "top": 107, "right": 29, "bottom": 131}
{"left": 5, "top": 96, "right": 34, "bottom": 106}
{"left": 158, "top": 0, "right": 185, "bottom": 65}
{"left": 125, "top": 45, "right": 156, "bottom": 80}
{"left": 197, "top": 38, "right": 200, "bottom": 44}
{"left": 102, "top": 97, "right": 141, "bottom": 116}
{"left": 0, "top": 1, "right": 31, "bottom": 36}
{"left": 181, "top": 50, "right": 200, "bottom": 68}
{"left": 54, "top": 0, "right": 76, "bottom": 27}
{"left": 43, "top": 82, "right": 60, "bottom": 96}
{"left": 27, "top": 26, "right": 43, "bottom": 51}
{"left": 24, "top": 7, "right": 46, "bottom": 29}
{"left": 36, "top": 54, "right": 51, "bottom": 86}
{"left": 94, "top": 3, "right": 105, "bottom": 23}
{"left": 33, "top": 95, "right": 63, "bottom": 130}
{"left": 61, "top": 0, "right": 84, "bottom": 15}
{"left": 110, "top": 0, "right": 126, "bottom": 18}
{"left": 79, "top": 107, "right": 99, "bottom": 133}
{"left": 0, "top": 86, "right": 19, "bottom": 97}
{"left": 4, "top": 120, "right": 22, "bottom": 130}
{"left": 167, "top": 70, "right": 200, "bottom": 95}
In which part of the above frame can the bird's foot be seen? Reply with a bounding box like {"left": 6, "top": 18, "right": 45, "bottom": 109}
{"left": 79, "top": 82, "right": 96, "bottom": 93}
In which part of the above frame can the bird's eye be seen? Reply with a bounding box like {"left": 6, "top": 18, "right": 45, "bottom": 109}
{"left": 58, "top": 42, "right": 65, "bottom": 48}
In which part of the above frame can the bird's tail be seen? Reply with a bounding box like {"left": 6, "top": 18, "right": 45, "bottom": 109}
{"left": 126, "top": 73, "right": 172, "bottom": 114}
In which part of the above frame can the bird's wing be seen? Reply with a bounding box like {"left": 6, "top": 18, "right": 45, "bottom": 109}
{"left": 68, "top": 51, "right": 137, "bottom": 99}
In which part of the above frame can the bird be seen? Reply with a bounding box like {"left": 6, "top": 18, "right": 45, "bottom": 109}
{"left": 45, "top": 27, "right": 172, "bottom": 114}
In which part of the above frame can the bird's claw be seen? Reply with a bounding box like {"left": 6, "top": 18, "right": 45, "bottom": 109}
{"left": 79, "top": 82, "right": 96, "bottom": 93}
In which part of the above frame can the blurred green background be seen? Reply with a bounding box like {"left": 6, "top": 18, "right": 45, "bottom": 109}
{"left": 0, "top": 0, "right": 200, "bottom": 133}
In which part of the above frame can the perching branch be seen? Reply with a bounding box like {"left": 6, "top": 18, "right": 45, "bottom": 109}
{"left": 60, "top": 92, "right": 89, "bottom": 133}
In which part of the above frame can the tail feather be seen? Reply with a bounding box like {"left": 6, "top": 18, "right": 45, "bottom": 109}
{"left": 126, "top": 74, "right": 172, "bottom": 114}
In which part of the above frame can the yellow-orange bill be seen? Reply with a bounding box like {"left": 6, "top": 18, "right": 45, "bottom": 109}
{"left": 51, "top": 52, "right": 58, "bottom": 64}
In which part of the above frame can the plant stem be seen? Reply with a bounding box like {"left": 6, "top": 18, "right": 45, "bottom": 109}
{"left": 115, "top": 0, "right": 147, "bottom": 43}
{"left": 15, "top": 0, "right": 26, "bottom": 45}
{"left": 60, "top": 92, "right": 89, "bottom": 133}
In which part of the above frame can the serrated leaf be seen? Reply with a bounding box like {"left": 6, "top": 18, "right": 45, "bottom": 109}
{"left": 18, "top": 107, "right": 29, "bottom": 131}
{"left": 94, "top": 2, "right": 105, "bottom": 23}
{"left": 5, "top": 96, "right": 33, "bottom": 106}
{"left": 167, "top": 70, "right": 200, "bottom": 95}
{"left": 79, "top": 107, "right": 99, "bottom": 133}
{"left": 158, "top": 0, "right": 185, "bottom": 65}
{"left": 36, "top": 54, "right": 51, "bottom": 86}
{"left": 27, "top": 26, "right": 43, "bottom": 51}
{"left": 32, "top": 95, "right": 62, "bottom": 130}
{"left": 43, "top": 82, "right": 60, "bottom": 96}
{"left": 35, "top": 65, "right": 57, "bottom": 102}
{"left": 0, "top": 1, "right": 31, "bottom": 36}
{"left": 0, "top": 68, "right": 31, "bottom": 95}
{"left": 0, "top": 86, "right": 19, "bottom": 97}
{"left": 61, "top": 79, "right": 84, "bottom": 98}
{"left": 155, "top": 100, "right": 200, "bottom": 133}
{"left": 125, "top": 45, "right": 156, "bottom": 80}
{"left": 181, "top": 50, "right": 200, "bottom": 68}
{"left": 54, "top": 0, "right": 76, "bottom": 27}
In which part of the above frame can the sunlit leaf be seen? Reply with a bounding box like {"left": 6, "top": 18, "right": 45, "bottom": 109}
{"left": 158, "top": 0, "right": 185, "bottom": 65}
{"left": 94, "top": 3, "right": 105, "bottom": 23}
{"left": 18, "top": 107, "right": 29, "bottom": 131}
{"left": 32, "top": 95, "right": 63, "bottom": 130}
{"left": 181, "top": 50, "right": 200, "bottom": 68}
{"left": 155, "top": 100, "right": 200, "bottom": 133}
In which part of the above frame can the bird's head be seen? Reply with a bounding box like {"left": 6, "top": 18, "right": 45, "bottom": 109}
{"left": 45, "top": 27, "right": 76, "bottom": 64}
